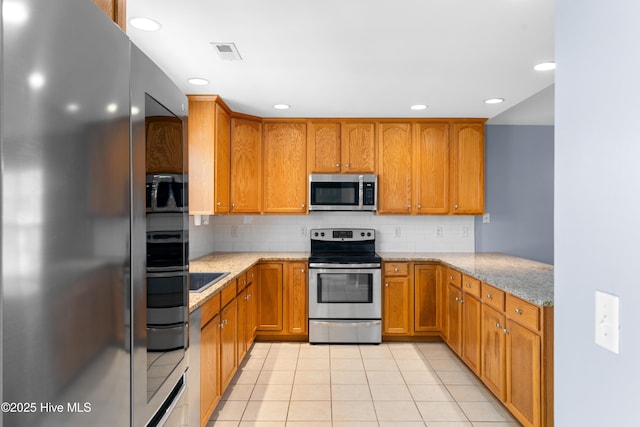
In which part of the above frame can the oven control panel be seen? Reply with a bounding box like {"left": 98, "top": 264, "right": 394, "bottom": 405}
{"left": 310, "top": 228, "right": 375, "bottom": 242}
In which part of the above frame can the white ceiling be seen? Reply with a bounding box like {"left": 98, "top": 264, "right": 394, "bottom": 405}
{"left": 126, "top": 0, "right": 554, "bottom": 123}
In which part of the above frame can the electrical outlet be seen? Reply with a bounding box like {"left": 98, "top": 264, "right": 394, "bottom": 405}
{"left": 230, "top": 225, "right": 238, "bottom": 237}
{"left": 394, "top": 226, "right": 401, "bottom": 238}
{"left": 202, "top": 215, "right": 209, "bottom": 225}
{"left": 483, "top": 213, "right": 491, "bottom": 224}
{"left": 595, "top": 290, "right": 620, "bottom": 354}
{"left": 436, "top": 226, "right": 443, "bottom": 238}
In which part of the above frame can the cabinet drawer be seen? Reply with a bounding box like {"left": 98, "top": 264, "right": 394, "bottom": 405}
{"left": 237, "top": 272, "right": 248, "bottom": 292}
{"left": 482, "top": 283, "right": 505, "bottom": 312}
{"left": 462, "top": 275, "right": 481, "bottom": 298}
{"left": 506, "top": 294, "right": 540, "bottom": 331}
{"left": 446, "top": 269, "right": 462, "bottom": 288}
{"left": 201, "top": 293, "right": 221, "bottom": 327}
{"left": 221, "top": 280, "right": 237, "bottom": 308}
{"left": 384, "top": 262, "right": 409, "bottom": 276}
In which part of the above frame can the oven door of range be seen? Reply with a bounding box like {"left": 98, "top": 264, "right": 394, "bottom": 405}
{"left": 308, "top": 264, "right": 381, "bottom": 320}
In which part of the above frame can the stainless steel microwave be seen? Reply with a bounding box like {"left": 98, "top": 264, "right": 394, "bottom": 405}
{"left": 309, "top": 174, "right": 377, "bottom": 211}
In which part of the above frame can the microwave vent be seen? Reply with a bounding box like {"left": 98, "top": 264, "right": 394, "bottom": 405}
{"left": 210, "top": 42, "right": 242, "bottom": 61}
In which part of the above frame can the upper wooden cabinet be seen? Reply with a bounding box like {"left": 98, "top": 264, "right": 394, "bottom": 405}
{"left": 451, "top": 121, "right": 485, "bottom": 214}
{"left": 91, "top": 0, "right": 126, "bottom": 30}
{"left": 188, "top": 96, "right": 231, "bottom": 215}
{"left": 146, "top": 116, "right": 183, "bottom": 174}
{"left": 263, "top": 122, "right": 307, "bottom": 213}
{"left": 230, "top": 116, "right": 262, "bottom": 213}
{"left": 413, "top": 122, "right": 450, "bottom": 214}
{"left": 307, "top": 121, "right": 376, "bottom": 173}
{"left": 377, "top": 122, "right": 413, "bottom": 213}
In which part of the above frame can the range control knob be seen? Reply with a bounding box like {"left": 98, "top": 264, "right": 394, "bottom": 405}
{"left": 320, "top": 232, "right": 325, "bottom": 237}
{"left": 360, "top": 232, "right": 365, "bottom": 237}
{"left": 367, "top": 232, "right": 372, "bottom": 237}
{"left": 314, "top": 232, "right": 319, "bottom": 237}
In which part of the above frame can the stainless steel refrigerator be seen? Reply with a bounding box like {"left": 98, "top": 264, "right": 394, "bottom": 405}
{"left": 1, "top": 1, "right": 189, "bottom": 426}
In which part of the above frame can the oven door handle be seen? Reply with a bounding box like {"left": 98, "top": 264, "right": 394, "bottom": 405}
{"left": 309, "top": 262, "right": 381, "bottom": 269}
{"left": 311, "top": 320, "right": 382, "bottom": 327}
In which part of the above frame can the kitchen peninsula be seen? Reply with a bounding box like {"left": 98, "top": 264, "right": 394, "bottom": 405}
{"left": 188, "top": 251, "right": 553, "bottom": 427}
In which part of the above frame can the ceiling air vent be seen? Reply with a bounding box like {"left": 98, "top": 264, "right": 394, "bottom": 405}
{"left": 210, "top": 42, "right": 242, "bottom": 61}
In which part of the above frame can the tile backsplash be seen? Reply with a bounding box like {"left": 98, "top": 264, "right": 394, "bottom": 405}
{"left": 189, "top": 213, "right": 475, "bottom": 259}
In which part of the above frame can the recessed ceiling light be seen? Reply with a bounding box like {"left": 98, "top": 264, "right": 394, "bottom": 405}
{"left": 129, "top": 17, "right": 161, "bottom": 32}
{"left": 106, "top": 103, "right": 118, "bottom": 113}
{"left": 484, "top": 98, "right": 504, "bottom": 104}
{"left": 188, "top": 78, "right": 209, "bottom": 86}
{"left": 28, "top": 72, "right": 45, "bottom": 90}
{"left": 273, "top": 104, "right": 291, "bottom": 110}
{"left": 3, "top": 1, "right": 29, "bottom": 24}
{"left": 534, "top": 61, "right": 556, "bottom": 71}
{"left": 410, "top": 104, "right": 428, "bottom": 111}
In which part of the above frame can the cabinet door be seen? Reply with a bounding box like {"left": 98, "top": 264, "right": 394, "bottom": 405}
{"left": 506, "top": 319, "right": 541, "bottom": 427}
{"left": 383, "top": 276, "right": 411, "bottom": 335}
{"left": 481, "top": 304, "right": 506, "bottom": 400}
{"left": 237, "top": 287, "right": 248, "bottom": 363}
{"left": 230, "top": 117, "right": 262, "bottom": 213}
{"left": 219, "top": 299, "right": 237, "bottom": 391}
{"left": 213, "top": 104, "right": 231, "bottom": 213}
{"left": 187, "top": 96, "right": 231, "bottom": 215}
{"left": 414, "top": 122, "right": 449, "bottom": 214}
{"left": 200, "top": 314, "right": 220, "bottom": 427}
{"left": 188, "top": 97, "right": 215, "bottom": 215}
{"left": 446, "top": 284, "right": 462, "bottom": 354}
{"left": 245, "top": 282, "right": 257, "bottom": 347}
{"left": 414, "top": 264, "right": 440, "bottom": 332}
{"left": 378, "top": 123, "right": 413, "bottom": 213}
{"left": 286, "top": 262, "right": 308, "bottom": 335}
{"left": 256, "top": 263, "right": 283, "bottom": 331}
{"left": 263, "top": 122, "right": 307, "bottom": 213}
{"left": 146, "top": 116, "right": 183, "bottom": 174}
{"left": 308, "top": 122, "right": 341, "bottom": 173}
{"left": 342, "top": 122, "right": 376, "bottom": 173}
{"left": 451, "top": 122, "right": 484, "bottom": 214}
{"left": 461, "top": 293, "right": 481, "bottom": 375}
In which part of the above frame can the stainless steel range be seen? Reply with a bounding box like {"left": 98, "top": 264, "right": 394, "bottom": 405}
{"left": 308, "top": 228, "right": 382, "bottom": 344}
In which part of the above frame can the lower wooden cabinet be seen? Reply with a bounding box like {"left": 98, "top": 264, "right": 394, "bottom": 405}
{"left": 481, "top": 304, "right": 507, "bottom": 400}
{"left": 256, "top": 261, "right": 308, "bottom": 339}
{"left": 414, "top": 264, "right": 441, "bottom": 333}
{"left": 382, "top": 275, "right": 411, "bottom": 335}
{"left": 445, "top": 283, "right": 463, "bottom": 354}
{"left": 199, "top": 295, "right": 221, "bottom": 427}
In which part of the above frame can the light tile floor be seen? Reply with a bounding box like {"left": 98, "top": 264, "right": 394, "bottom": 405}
{"left": 207, "top": 341, "right": 521, "bottom": 427}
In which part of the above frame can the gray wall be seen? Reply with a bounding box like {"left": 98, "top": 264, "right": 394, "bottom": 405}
{"left": 556, "top": 1, "right": 640, "bottom": 425}
{"left": 475, "top": 125, "right": 554, "bottom": 264}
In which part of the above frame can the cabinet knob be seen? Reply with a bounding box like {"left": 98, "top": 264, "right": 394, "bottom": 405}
{"left": 335, "top": 163, "right": 340, "bottom": 168}
{"left": 301, "top": 203, "right": 305, "bottom": 209}
{"left": 460, "top": 299, "right": 465, "bottom": 304}
{"left": 219, "top": 322, "right": 224, "bottom": 328}
{"left": 385, "top": 283, "right": 389, "bottom": 287}
{"left": 345, "top": 163, "right": 350, "bottom": 168}
{"left": 407, "top": 204, "right": 411, "bottom": 209}
{"left": 455, "top": 297, "right": 460, "bottom": 302}
{"left": 417, "top": 204, "right": 422, "bottom": 209}
{"left": 450, "top": 275, "right": 454, "bottom": 280}
{"left": 465, "top": 283, "right": 471, "bottom": 288}
{"left": 487, "top": 293, "right": 493, "bottom": 300}
{"left": 394, "top": 267, "right": 399, "bottom": 272}
{"left": 514, "top": 308, "right": 523, "bottom": 315}
{"left": 454, "top": 204, "right": 459, "bottom": 209}
{"left": 301, "top": 269, "right": 305, "bottom": 273}
{"left": 231, "top": 203, "right": 235, "bottom": 209}
{"left": 216, "top": 202, "right": 221, "bottom": 206}
{"left": 503, "top": 328, "right": 509, "bottom": 334}
{"left": 496, "top": 322, "right": 501, "bottom": 328}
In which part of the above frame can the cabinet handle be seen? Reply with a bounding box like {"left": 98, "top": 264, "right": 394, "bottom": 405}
{"left": 514, "top": 308, "right": 523, "bottom": 315}
{"left": 487, "top": 293, "right": 493, "bottom": 300}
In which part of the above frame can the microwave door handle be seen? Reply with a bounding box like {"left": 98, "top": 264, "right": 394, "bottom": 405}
{"left": 358, "top": 175, "right": 364, "bottom": 209}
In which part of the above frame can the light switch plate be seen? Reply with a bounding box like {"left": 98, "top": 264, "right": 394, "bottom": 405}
{"left": 595, "top": 290, "right": 620, "bottom": 354}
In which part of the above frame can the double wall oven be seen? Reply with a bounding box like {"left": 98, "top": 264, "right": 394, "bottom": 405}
{"left": 308, "top": 228, "right": 382, "bottom": 344}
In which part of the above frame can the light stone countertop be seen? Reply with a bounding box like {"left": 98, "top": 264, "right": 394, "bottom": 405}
{"left": 188, "top": 251, "right": 553, "bottom": 313}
